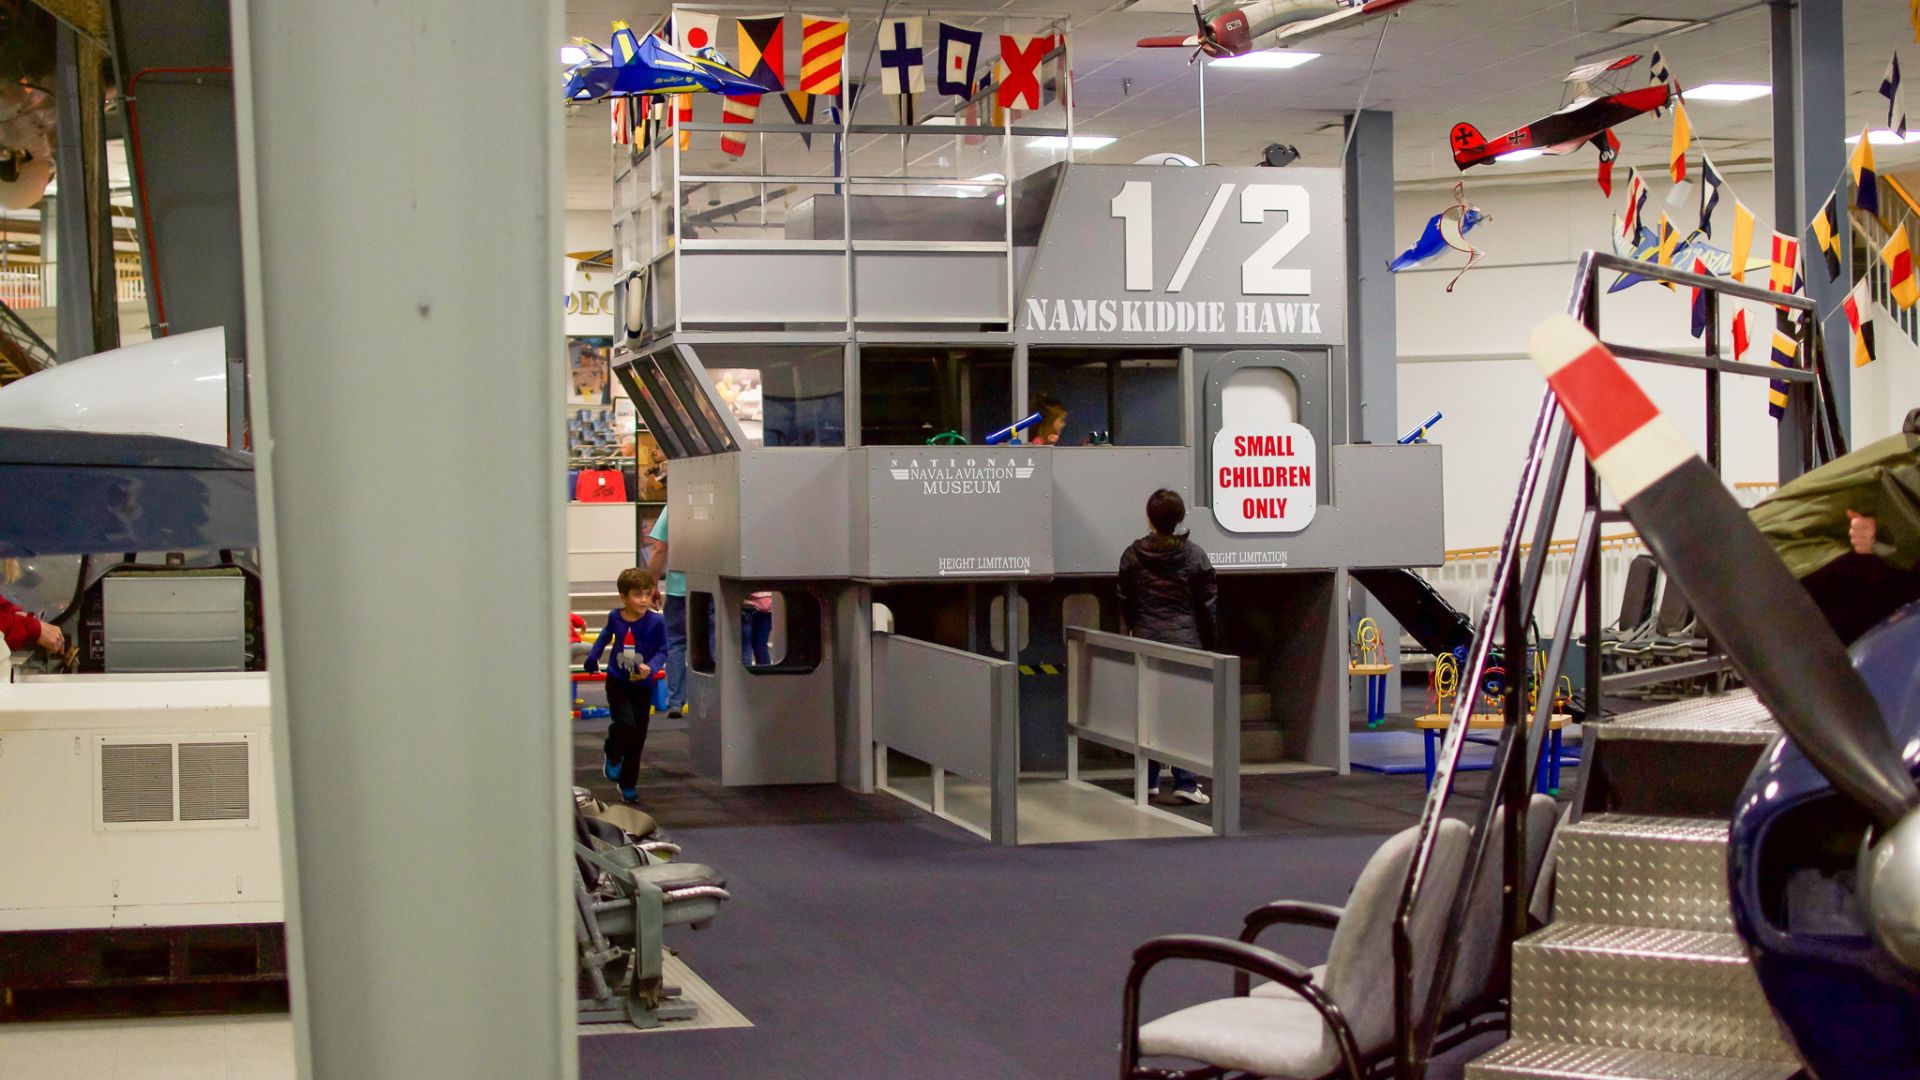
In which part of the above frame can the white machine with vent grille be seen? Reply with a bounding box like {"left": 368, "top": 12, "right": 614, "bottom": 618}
{"left": 0, "top": 672, "right": 281, "bottom": 931}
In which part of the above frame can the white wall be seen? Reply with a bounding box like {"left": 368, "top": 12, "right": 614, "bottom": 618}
{"left": 565, "top": 208, "right": 612, "bottom": 255}
{"left": 1391, "top": 175, "right": 1786, "bottom": 551}
{"left": 1852, "top": 307, "right": 1920, "bottom": 447}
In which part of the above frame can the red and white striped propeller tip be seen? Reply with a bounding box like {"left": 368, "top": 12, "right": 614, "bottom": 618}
{"left": 1527, "top": 313, "right": 1696, "bottom": 502}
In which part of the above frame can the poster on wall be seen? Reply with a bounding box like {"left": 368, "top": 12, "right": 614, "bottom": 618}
{"left": 568, "top": 338, "right": 612, "bottom": 405}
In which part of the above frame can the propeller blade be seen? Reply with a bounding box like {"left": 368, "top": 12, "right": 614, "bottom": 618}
{"left": 1527, "top": 315, "right": 1920, "bottom": 832}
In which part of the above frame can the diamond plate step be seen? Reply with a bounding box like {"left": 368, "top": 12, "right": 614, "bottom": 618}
{"left": 1556, "top": 815, "right": 1732, "bottom": 932}
{"left": 1465, "top": 1038, "right": 1802, "bottom": 1080}
{"left": 1594, "top": 690, "right": 1778, "bottom": 745}
{"left": 1511, "top": 923, "right": 1795, "bottom": 1062}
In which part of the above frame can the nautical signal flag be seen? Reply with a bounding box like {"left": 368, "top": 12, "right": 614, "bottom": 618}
{"left": 1886, "top": 52, "right": 1908, "bottom": 138}
{"left": 1622, "top": 168, "right": 1648, "bottom": 240}
{"left": 1656, "top": 214, "right": 1679, "bottom": 287}
{"left": 1669, "top": 100, "right": 1691, "bottom": 183}
{"left": 610, "top": 96, "right": 631, "bottom": 145}
{"left": 674, "top": 11, "right": 718, "bottom": 151}
{"left": 719, "top": 94, "right": 758, "bottom": 157}
{"left": 1698, "top": 157, "right": 1723, "bottom": 238}
{"left": 1885, "top": 223, "right": 1918, "bottom": 309}
{"left": 1846, "top": 278, "right": 1878, "bottom": 368}
{"left": 997, "top": 33, "right": 1056, "bottom": 112}
{"left": 1769, "top": 312, "right": 1799, "bottom": 420}
{"left": 1730, "top": 198, "right": 1755, "bottom": 282}
{"left": 801, "top": 16, "right": 848, "bottom": 95}
{"left": 782, "top": 90, "right": 816, "bottom": 146}
{"left": 938, "top": 23, "right": 984, "bottom": 97}
{"left": 1768, "top": 232, "right": 1799, "bottom": 300}
{"left": 1690, "top": 258, "right": 1710, "bottom": 339}
{"left": 1852, "top": 127, "right": 1882, "bottom": 219}
{"left": 1596, "top": 128, "right": 1620, "bottom": 197}
{"left": 1732, "top": 307, "right": 1751, "bottom": 360}
{"left": 878, "top": 17, "right": 926, "bottom": 96}
{"left": 1649, "top": 49, "right": 1670, "bottom": 117}
{"left": 1812, "top": 192, "right": 1843, "bottom": 281}
{"left": 737, "top": 15, "right": 786, "bottom": 91}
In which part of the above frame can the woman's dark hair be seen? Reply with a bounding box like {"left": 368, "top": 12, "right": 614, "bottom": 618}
{"left": 1146, "top": 488, "right": 1186, "bottom": 535}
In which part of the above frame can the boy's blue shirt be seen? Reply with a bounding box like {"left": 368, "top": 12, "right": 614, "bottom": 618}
{"left": 586, "top": 609, "right": 668, "bottom": 683}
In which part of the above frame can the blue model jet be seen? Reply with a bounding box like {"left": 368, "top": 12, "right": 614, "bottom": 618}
{"left": 563, "top": 21, "right": 769, "bottom": 103}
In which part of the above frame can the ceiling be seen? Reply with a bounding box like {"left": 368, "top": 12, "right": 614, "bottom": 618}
{"left": 562, "top": 0, "right": 1920, "bottom": 210}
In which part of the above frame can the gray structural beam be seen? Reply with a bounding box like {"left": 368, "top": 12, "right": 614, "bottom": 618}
{"left": 229, "top": 1, "right": 572, "bottom": 1077}
{"left": 51, "top": 25, "right": 100, "bottom": 358}
{"left": 1771, "top": 0, "right": 1846, "bottom": 477}
{"left": 1344, "top": 109, "right": 1402, "bottom": 688}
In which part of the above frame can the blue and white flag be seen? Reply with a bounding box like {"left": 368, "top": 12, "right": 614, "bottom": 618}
{"left": 879, "top": 17, "right": 925, "bottom": 96}
{"left": 1884, "top": 52, "right": 1908, "bottom": 137}
{"left": 1698, "top": 156, "right": 1724, "bottom": 238}
{"left": 937, "top": 22, "right": 983, "bottom": 97}
{"left": 1649, "top": 49, "right": 1671, "bottom": 117}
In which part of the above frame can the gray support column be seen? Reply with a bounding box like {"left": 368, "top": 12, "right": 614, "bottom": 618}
{"left": 52, "top": 27, "right": 94, "bottom": 359}
{"left": 230, "top": 2, "right": 571, "bottom": 1078}
{"left": 1772, "top": 0, "right": 1847, "bottom": 478}
{"left": 1343, "top": 110, "right": 1401, "bottom": 701}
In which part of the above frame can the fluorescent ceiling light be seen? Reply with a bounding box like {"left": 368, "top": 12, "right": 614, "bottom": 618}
{"left": 560, "top": 45, "right": 588, "bottom": 65}
{"left": 1848, "top": 129, "right": 1920, "bottom": 145}
{"left": 1210, "top": 50, "right": 1320, "bottom": 69}
{"left": 1029, "top": 135, "right": 1117, "bottom": 150}
{"left": 1683, "top": 82, "right": 1771, "bottom": 102}
{"left": 1608, "top": 16, "right": 1702, "bottom": 34}
{"left": 1496, "top": 148, "right": 1546, "bottom": 163}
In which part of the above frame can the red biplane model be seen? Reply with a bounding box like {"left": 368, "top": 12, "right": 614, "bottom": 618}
{"left": 1451, "top": 56, "right": 1670, "bottom": 170}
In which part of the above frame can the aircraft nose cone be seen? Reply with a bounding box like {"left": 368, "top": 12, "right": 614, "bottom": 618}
{"left": 1866, "top": 808, "right": 1920, "bottom": 972}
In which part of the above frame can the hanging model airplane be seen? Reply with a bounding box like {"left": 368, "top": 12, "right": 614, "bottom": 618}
{"left": 1450, "top": 56, "right": 1669, "bottom": 171}
{"left": 562, "top": 21, "right": 770, "bottom": 103}
{"left": 1136, "top": 0, "right": 1419, "bottom": 62}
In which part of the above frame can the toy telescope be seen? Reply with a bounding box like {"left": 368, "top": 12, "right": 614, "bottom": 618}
{"left": 985, "top": 412, "right": 1043, "bottom": 446}
{"left": 1398, "top": 410, "right": 1443, "bottom": 444}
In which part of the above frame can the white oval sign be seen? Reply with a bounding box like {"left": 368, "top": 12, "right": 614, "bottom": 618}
{"left": 1211, "top": 422, "right": 1318, "bottom": 533}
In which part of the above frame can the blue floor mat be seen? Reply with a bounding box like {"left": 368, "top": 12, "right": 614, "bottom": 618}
{"left": 1348, "top": 730, "right": 1496, "bottom": 775}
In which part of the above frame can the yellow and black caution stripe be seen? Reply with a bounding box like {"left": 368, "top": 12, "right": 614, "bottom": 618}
{"left": 1018, "top": 663, "right": 1061, "bottom": 677}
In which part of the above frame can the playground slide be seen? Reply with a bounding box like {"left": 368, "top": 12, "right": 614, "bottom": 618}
{"left": 1349, "top": 567, "right": 1475, "bottom": 662}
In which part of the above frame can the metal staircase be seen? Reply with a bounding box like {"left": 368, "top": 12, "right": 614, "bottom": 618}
{"left": 1467, "top": 691, "right": 1803, "bottom": 1079}
{"left": 0, "top": 294, "right": 54, "bottom": 383}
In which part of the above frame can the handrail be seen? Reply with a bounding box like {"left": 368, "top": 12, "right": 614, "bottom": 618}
{"left": 1439, "top": 531, "right": 1641, "bottom": 562}
{"left": 1388, "top": 250, "right": 1843, "bottom": 1078}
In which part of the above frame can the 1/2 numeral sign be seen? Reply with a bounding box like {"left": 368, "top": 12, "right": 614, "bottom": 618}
{"left": 1109, "top": 181, "right": 1311, "bottom": 295}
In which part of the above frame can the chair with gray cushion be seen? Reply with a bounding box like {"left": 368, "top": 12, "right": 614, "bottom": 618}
{"left": 1436, "top": 794, "right": 1560, "bottom": 1023}
{"left": 1120, "top": 819, "right": 1471, "bottom": 1079}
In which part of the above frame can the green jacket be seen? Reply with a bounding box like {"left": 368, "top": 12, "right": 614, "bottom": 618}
{"left": 1750, "top": 431, "right": 1920, "bottom": 579}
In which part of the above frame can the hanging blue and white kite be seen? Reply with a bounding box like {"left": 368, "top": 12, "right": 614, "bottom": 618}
{"left": 1389, "top": 183, "right": 1489, "bottom": 292}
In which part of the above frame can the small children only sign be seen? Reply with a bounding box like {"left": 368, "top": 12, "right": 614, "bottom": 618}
{"left": 1210, "top": 423, "right": 1318, "bottom": 533}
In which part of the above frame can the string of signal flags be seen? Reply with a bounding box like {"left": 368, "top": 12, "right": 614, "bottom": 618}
{"left": 592, "top": 13, "right": 1069, "bottom": 157}
{"left": 1593, "top": 46, "right": 1911, "bottom": 417}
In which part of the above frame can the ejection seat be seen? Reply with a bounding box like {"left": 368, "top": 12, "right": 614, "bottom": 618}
{"left": 1121, "top": 799, "right": 1560, "bottom": 1079}
{"left": 573, "top": 801, "right": 730, "bottom": 1028}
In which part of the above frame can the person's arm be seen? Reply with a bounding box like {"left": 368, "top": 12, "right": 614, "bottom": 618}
{"left": 1191, "top": 556, "right": 1219, "bottom": 653}
{"left": 642, "top": 615, "right": 668, "bottom": 674}
{"left": 583, "top": 618, "right": 614, "bottom": 674}
{"left": 0, "top": 596, "right": 56, "bottom": 653}
{"left": 648, "top": 510, "right": 670, "bottom": 582}
{"left": 1114, "top": 551, "right": 1135, "bottom": 635}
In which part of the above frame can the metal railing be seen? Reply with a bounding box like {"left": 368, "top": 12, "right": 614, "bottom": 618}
{"left": 1388, "top": 251, "right": 1840, "bottom": 1078}
{"left": 1417, "top": 532, "right": 1648, "bottom": 645}
{"left": 1064, "top": 626, "right": 1241, "bottom": 837}
{"left": 871, "top": 631, "right": 1020, "bottom": 844}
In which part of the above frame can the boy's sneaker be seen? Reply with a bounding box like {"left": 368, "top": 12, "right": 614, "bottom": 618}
{"left": 603, "top": 756, "right": 621, "bottom": 784}
{"left": 1172, "top": 787, "right": 1210, "bottom": 806}
{"left": 667, "top": 707, "right": 685, "bottom": 719}
{"left": 620, "top": 786, "right": 640, "bottom": 804}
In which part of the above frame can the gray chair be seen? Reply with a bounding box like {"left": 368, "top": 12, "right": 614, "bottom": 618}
{"left": 1437, "top": 794, "right": 1561, "bottom": 1022}
{"left": 1121, "top": 820, "right": 1471, "bottom": 1079}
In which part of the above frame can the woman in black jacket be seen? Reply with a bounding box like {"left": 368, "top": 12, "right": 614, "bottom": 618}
{"left": 1115, "top": 488, "right": 1219, "bottom": 804}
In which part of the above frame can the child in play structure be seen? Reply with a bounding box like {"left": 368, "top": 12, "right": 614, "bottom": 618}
{"left": 584, "top": 567, "right": 668, "bottom": 803}
{"left": 1116, "top": 488, "right": 1218, "bottom": 806}
{"left": 1029, "top": 396, "right": 1068, "bottom": 445}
